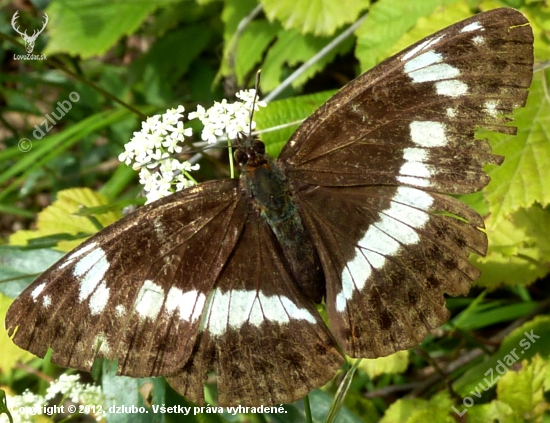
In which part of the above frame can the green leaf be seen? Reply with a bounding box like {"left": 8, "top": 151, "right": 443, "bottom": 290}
{"left": 9, "top": 188, "right": 120, "bottom": 252}
{"left": 255, "top": 91, "right": 334, "bottom": 156}
{"left": 357, "top": 351, "right": 409, "bottom": 378}
{"left": 44, "top": 0, "right": 164, "bottom": 58}
{"left": 466, "top": 400, "right": 518, "bottom": 423}
{"left": 451, "top": 298, "right": 537, "bottom": 331}
{"left": 261, "top": 28, "right": 354, "bottom": 92}
{"left": 220, "top": 0, "right": 259, "bottom": 78}
{"left": 261, "top": 0, "right": 368, "bottom": 36}
{"left": 472, "top": 204, "right": 550, "bottom": 289}
{"left": 387, "top": 1, "right": 472, "bottom": 56}
{"left": 131, "top": 26, "right": 212, "bottom": 105}
{"left": 102, "top": 360, "right": 166, "bottom": 423}
{"left": 485, "top": 71, "right": 550, "bottom": 225}
{"left": 454, "top": 315, "right": 550, "bottom": 396}
{"left": 235, "top": 20, "right": 279, "bottom": 85}
{"left": 0, "top": 246, "right": 63, "bottom": 298}
{"left": 380, "top": 391, "right": 454, "bottom": 423}
{"left": 497, "top": 355, "right": 548, "bottom": 420}
{"left": 354, "top": 0, "right": 459, "bottom": 71}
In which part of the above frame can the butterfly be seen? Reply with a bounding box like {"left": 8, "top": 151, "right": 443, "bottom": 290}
{"left": 6, "top": 8, "right": 533, "bottom": 407}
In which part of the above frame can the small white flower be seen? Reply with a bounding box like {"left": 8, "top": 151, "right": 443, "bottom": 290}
{"left": 168, "top": 121, "right": 193, "bottom": 141}
{"left": 146, "top": 150, "right": 169, "bottom": 169}
{"left": 176, "top": 174, "right": 195, "bottom": 191}
{"left": 188, "top": 104, "right": 205, "bottom": 121}
{"left": 139, "top": 168, "right": 157, "bottom": 192}
{"left": 162, "top": 135, "right": 183, "bottom": 154}
{"left": 179, "top": 161, "right": 200, "bottom": 172}
{"left": 141, "top": 115, "right": 160, "bottom": 132}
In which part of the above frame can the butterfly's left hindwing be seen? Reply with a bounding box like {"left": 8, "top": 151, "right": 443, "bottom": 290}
{"left": 295, "top": 185, "right": 486, "bottom": 357}
{"left": 6, "top": 179, "right": 247, "bottom": 377}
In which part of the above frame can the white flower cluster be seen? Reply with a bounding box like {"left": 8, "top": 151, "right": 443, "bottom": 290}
{"left": 45, "top": 373, "right": 105, "bottom": 409}
{"left": 118, "top": 89, "right": 266, "bottom": 205}
{"left": 1, "top": 373, "right": 105, "bottom": 423}
{"left": 0, "top": 390, "right": 45, "bottom": 423}
{"left": 189, "top": 89, "right": 267, "bottom": 143}
{"left": 118, "top": 106, "right": 198, "bottom": 204}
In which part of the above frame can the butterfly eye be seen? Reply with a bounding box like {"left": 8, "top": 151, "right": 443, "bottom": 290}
{"left": 253, "top": 140, "right": 265, "bottom": 155}
{"left": 234, "top": 148, "right": 248, "bottom": 166}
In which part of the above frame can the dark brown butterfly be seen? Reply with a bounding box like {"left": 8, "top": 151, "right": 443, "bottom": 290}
{"left": 6, "top": 8, "right": 533, "bottom": 406}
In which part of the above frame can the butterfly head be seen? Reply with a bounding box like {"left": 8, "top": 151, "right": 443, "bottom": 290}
{"left": 234, "top": 132, "right": 267, "bottom": 169}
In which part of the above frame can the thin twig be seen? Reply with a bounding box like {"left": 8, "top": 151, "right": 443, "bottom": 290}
{"left": 15, "top": 363, "right": 55, "bottom": 383}
{"left": 406, "top": 297, "right": 550, "bottom": 398}
{"left": 414, "top": 347, "right": 462, "bottom": 403}
{"left": 534, "top": 60, "right": 550, "bottom": 72}
{"left": 363, "top": 383, "right": 420, "bottom": 399}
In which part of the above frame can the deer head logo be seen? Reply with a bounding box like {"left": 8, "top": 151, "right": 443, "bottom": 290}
{"left": 11, "top": 11, "right": 49, "bottom": 54}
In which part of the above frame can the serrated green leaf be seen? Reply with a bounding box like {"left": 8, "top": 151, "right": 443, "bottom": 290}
{"left": 466, "top": 400, "right": 519, "bottom": 423}
{"left": 235, "top": 20, "right": 279, "bottom": 85}
{"left": 497, "top": 355, "right": 548, "bottom": 420}
{"left": 0, "top": 293, "right": 37, "bottom": 373}
{"left": 472, "top": 204, "right": 550, "bottom": 289}
{"left": 485, "top": 72, "right": 550, "bottom": 225}
{"left": 261, "top": 0, "right": 368, "bottom": 36}
{"left": 261, "top": 28, "right": 354, "bottom": 92}
{"left": 354, "top": 0, "right": 458, "bottom": 71}
{"left": 44, "top": 0, "right": 164, "bottom": 58}
{"left": 380, "top": 392, "right": 454, "bottom": 423}
{"left": 255, "top": 91, "right": 334, "bottom": 156}
{"left": 9, "top": 188, "right": 120, "bottom": 252}
{"left": 454, "top": 315, "right": 550, "bottom": 396}
{"left": 357, "top": 351, "right": 409, "bottom": 378}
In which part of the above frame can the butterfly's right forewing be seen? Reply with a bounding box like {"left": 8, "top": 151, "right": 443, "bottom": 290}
{"left": 6, "top": 179, "right": 247, "bottom": 378}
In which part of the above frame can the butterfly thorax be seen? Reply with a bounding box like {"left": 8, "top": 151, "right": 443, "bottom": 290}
{"left": 237, "top": 138, "right": 325, "bottom": 302}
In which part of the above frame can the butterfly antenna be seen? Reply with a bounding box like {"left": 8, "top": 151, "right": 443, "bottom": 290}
{"left": 248, "top": 69, "right": 262, "bottom": 137}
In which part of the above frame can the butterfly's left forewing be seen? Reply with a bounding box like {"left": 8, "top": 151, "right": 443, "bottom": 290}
{"left": 6, "top": 179, "right": 247, "bottom": 377}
